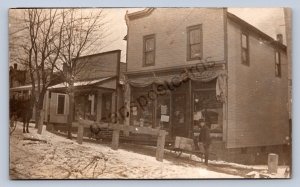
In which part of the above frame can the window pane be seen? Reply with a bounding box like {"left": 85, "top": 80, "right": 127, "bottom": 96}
{"left": 57, "top": 95, "right": 65, "bottom": 114}
{"left": 275, "top": 52, "right": 280, "bottom": 64}
{"left": 189, "top": 29, "right": 201, "bottom": 44}
{"left": 242, "top": 49, "right": 248, "bottom": 63}
{"left": 145, "top": 38, "right": 154, "bottom": 52}
{"left": 190, "top": 44, "right": 201, "bottom": 58}
{"left": 145, "top": 51, "right": 154, "bottom": 65}
{"left": 242, "top": 34, "right": 248, "bottom": 48}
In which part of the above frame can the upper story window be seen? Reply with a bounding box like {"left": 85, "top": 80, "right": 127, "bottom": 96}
{"left": 241, "top": 33, "right": 249, "bottom": 66}
{"left": 187, "top": 24, "right": 203, "bottom": 61}
{"left": 275, "top": 51, "right": 281, "bottom": 77}
{"left": 143, "top": 34, "right": 155, "bottom": 66}
{"left": 57, "top": 94, "right": 66, "bottom": 115}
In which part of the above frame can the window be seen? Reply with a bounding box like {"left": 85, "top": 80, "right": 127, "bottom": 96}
{"left": 143, "top": 34, "right": 155, "bottom": 66}
{"left": 241, "top": 33, "right": 249, "bottom": 65}
{"left": 187, "top": 24, "right": 203, "bottom": 60}
{"left": 275, "top": 51, "right": 281, "bottom": 77}
{"left": 57, "top": 94, "right": 65, "bottom": 115}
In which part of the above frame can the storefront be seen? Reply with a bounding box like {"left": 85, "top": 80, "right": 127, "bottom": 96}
{"left": 124, "top": 67, "right": 227, "bottom": 140}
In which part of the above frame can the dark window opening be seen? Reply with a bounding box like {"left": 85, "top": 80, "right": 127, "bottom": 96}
{"left": 241, "top": 33, "right": 249, "bottom": 65}
{"left": 275, "top": 51, "right": 281, "bottom": 77}
{"left": 57, "top": 95, "right": 65, "bottom": 115}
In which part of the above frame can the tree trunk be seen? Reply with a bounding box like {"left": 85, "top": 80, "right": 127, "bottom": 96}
{"left": 67, "top": 88, "right": 74, "bottom": 139}
{"left": 34, "top": 106, "right": 39, "bottom": 129}
{"left": 37, "top": 109, "right": 44, "bottom": 134}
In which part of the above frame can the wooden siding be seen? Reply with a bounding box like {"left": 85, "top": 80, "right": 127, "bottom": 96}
{"left": 127, "top": 8, "right": 226, "bottom": 72}
{"left": 75, "top": 50, "right": 121, "bottom": 81}
{"left": 226, "top": 18, "right": 289, "bottom": 148}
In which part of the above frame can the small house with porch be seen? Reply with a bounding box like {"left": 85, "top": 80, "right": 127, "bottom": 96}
{"left": 47, "top": 50, "right": 125, "bottom": 134}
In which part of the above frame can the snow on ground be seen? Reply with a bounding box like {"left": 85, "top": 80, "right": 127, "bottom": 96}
{"left": 9, "top": 122, "right": 287, "bottom": 179}
{"left": 10, "top": 123, "right": 240, "bottom": 179}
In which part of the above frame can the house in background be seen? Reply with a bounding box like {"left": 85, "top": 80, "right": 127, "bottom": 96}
{"left": 47, "top": 50, "right": 125, "bottom": 134}
{"left": 124, "top": 8, "right": 289, "bottom": 164}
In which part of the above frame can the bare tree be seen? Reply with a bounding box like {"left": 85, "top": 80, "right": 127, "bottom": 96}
{"left": 10, "top": 9, "right": 64, "bottom": 134}
{"left": 54, "top": 9, "right": 110, "bottom": 139}
{"left": 10, "top": 9, "right": 110, "bottom": 137}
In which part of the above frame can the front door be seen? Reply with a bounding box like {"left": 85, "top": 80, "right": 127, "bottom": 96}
{"left": 172, "top": 93, "right": 188, "bottom": 137}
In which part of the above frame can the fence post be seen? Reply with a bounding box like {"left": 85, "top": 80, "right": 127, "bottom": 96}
{"left": 156, "top": 130, "right": 166, "bottom": 162}
{"left": 77, "top": 123, "right": 84, "bottom": 144}
{"left": 268, "top": 153, "right": 279, "bottom": 174}
{"left": 111, "top": 129, "right": 120, "bottom": 150}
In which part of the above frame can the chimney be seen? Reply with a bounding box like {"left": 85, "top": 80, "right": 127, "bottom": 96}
{"left": 276, "top": 34, "right": 283, "bottom": 43}
{"left": 13, "top": 63, "right": 18, "bottom": 70}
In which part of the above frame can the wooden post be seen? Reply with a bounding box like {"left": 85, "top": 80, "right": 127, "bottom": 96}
{"left": 124, "top": 82, "right": 131, "bottom": 136}
{"left": 77, "top": 123, "right": 84, "bottom": 144}
{"left": 111, "top": 129, "right": 120, "bottom": 150}
{"left": 268, "top": 153, "right": 279, "bottom": 174}
{"left": 156, "top": 130, "right": 166, "bottom": 162}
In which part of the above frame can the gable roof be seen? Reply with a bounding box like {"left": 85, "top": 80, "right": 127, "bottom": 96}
{"left": 226, "top": 12, "right": 286, "bottom": 50}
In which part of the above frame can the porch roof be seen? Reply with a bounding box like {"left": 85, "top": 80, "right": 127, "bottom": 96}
{"left": 49, "top": 76, "right": 114, "bottom": 90}
{"left": 10, "top": 84, "right": 36, "bottom": 91}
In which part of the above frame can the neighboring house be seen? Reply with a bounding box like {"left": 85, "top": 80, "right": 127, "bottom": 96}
{"left": 124, "top": 8, "right": 289, "bottom": 164}
{"left": 48, "top": 50, "right": 125, "bottom": 129}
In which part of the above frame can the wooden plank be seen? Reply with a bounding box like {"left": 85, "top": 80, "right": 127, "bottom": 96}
{"left": 77, "top": 123, "right": 84, "bottom": 144}
{"left": 75, "top": 119, "right": 109, "bottom": 128}
{"left": 109, "top": 124, "right": 164, "bottom": 136}
{"left": 156, "top": 130, "right": 167, "bottom": 162}
{"left": 111, "top": 130, "right": 120, "bottom": 150}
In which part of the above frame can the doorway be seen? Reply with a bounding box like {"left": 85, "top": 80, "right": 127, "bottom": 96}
{"left": 172, "top": 93, "right": 188, "bottom": 137}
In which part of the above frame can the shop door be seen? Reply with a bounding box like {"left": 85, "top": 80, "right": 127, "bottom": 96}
{"left": 101, "top": 93, "right": 112, "bottom": 122}
{"left": 172, "top": 93, "right": 188, "bottom": 137}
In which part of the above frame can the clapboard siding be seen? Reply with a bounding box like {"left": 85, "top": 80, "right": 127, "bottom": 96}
{"left": 226, "top": 18, "right": 289, "bottom": 148}
{"left": 127, "top": 8, "right": 226, "bottom": 72}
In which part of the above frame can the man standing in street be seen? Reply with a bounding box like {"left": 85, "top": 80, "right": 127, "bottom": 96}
{"left": 198, "top": 120, "right": 211, "bottom": 165}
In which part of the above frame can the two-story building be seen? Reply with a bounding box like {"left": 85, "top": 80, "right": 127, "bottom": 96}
{"left": 123, "top": 8, "right": 290, "bottom": 164}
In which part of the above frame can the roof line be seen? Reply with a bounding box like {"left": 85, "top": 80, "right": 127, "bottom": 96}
{"left": 126, "top": 8, "right": 154, "bottom": 20}
{"left": 226, "top": 12, "right": 286, "bottom": 50}
{"left": 75, "top": 49, "right": 121, "bottom": 61}
{"left": 126, "top": 8, "right": 286, "bottom": 51}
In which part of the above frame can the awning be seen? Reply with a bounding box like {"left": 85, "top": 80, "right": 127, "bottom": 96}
{"left": 49, "top": 76, "right": 114, "bottom": 89}
{"left": 125, "top": 70, "right": 227, "bottom": 103}
{"left": 127, "top": 70, "right": 227, "bottom": 87}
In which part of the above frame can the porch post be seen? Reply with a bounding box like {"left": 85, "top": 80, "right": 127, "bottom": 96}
{"left": 188, "top": 79, "right": 193, "bottom": 138}
{"left": 124, "top": 83, "right": 131, "bottom": 136}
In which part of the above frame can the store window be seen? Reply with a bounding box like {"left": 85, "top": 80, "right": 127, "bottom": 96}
{"left": 131, "top": 86, "right": 154, "bottom": 127}
{"left": 156, "top": 94, "right": 170, "bottom": 130}
{"left": 193, "top": 81, "right": 223, "bottom": 139}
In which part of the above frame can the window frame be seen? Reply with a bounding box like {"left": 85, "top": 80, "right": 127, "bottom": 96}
{"left": 187, "top": 24, "right": 203, "bottom": 61}
{"left": 275, "top": 50, "right": 281, "bottom": 77}
{"left": 143, "top": 34, "right": 156, "bottom": 67}
{"left": 241, "top": 32, "right": 250, "bottom": 66}
{"left": 56, "top": 94, "right": 66, "bottom": 115}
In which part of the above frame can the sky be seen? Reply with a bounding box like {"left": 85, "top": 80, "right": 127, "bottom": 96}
{"left": 9, "top": 8, "right": 286, "bottom": 63}
{"left": 100, "top": 8, "right": 286, "bottom": 62}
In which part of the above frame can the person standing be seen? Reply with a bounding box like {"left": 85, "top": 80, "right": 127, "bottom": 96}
{"left": 198, "top": 120, "right": 211, "bottom": 165}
